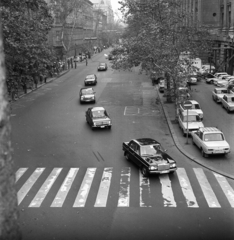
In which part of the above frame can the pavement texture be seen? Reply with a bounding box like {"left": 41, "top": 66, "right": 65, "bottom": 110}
{"left": 156, "top": 86, "right": 234, "bottom": 180}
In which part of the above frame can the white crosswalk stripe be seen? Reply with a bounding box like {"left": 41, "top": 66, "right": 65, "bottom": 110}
{"left": 176, "top": 168, "right": 199, "bottom": 208}
{"left": 29, "top": 168, "right": 62, "bottom": 207}
{"left": 73, "top": 168, "right": 96, "bottom": 207}
{"left": 94, "top": 168, "right": 113, "bottom": 207}
{"left": 16, "top": 167, "right": 234, "bottom": 208}
{"left": 51, "top": 168, "right": 79, "bottom": 207}
{"left": 118, "top": 167, "right": 131, "bottom": 207}
{"left": 194, "top": 168, "right": 221, "bottom": 208}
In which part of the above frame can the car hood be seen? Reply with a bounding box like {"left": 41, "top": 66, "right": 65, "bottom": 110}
{"left": 143, "top": 153, "right": 175, "bottom": 165}
{"left": 204, "top": 141, "right": 230, "bottom": 148}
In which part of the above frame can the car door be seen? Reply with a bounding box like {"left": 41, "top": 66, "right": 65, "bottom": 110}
{"left": 128, "top": 141, "right": 139, "bottom": 163}
{"left": 86, "top": 109, "right": 91, "bottom": 124}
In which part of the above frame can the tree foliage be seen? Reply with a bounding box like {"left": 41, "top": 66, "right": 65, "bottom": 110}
{"left": 0, "top": 0, "right": 55, "bottom": 81}
{"left": 112, "top": 0, "right": 213, "bottom": 101}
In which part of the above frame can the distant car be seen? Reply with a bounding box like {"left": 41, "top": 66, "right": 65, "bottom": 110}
{"left": 108, "top": 54, "right": 114, "bottom": 60}
{"left": 84, "top": 74, "right": 97, "bottom": 86}
{"left": 216, "top": 77, "right": 234, "bottom": 87}
{"left": 158, "top": 80, "right": 165, "bottom": 92}
{"left": 220, "top": 93, "right": 234, "bottom": 113}
{"left": 179, "top": 100, "right": 203, "bottom": 120}
{"left": 86, "top": 107, "right": 112, "bottom": 130}
{"left": 79, "top": 87, "right": 96, "bottom": 103}
{"left": 122, "top": 138, "right": 177, "bottom": 177}
{"left": 205, "top": 73, "right": 216, "bottom": 84}
{"left": 97, "top": 63, "right": 108, "bottom": 71}
{"left": 213, "top": 75, "right": 230, "bottom": 86}
{"left": 212, "top": 88, "right": 229, "bottom": 103}
{"left": 191, "top": 127, "right": 230, "bottom": 157}
{"left": 187, "top": 77, "right": 197, "bottom": 84}
{"left": 178, "top": 110, "right": 204, "bottom": 136}
{"left": 214, "top": 72, "right": 228, "bottom": 78}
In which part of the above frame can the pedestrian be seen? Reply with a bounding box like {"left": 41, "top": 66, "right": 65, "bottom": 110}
{"left": 86, "top": 56, "right": 88, "bottom": 66}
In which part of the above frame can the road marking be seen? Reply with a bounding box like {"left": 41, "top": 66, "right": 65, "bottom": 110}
{"left": 159, "top": 174, "right": 177, "bottom": 207}
{"left": 51, "top": 168, "right": 79, "bottom": 207}
{"left": 194, "top": 168, "right": 221, "bottom": 208}
{"left": 29, "top": 168, "right": 62, "bottom": 207}
{"left": 118, "top": 167, "right": 131, "bottom": 207}
{"left": 176, "top": 168, "right": 199, "bottom": 207}
{"left": 139, "top": 170, "right": 151, "bottom": 207}
{"left": 15, "top": 168, "right": 28, "bottom": 182}
{"left": 94, "top": 168, "right": 113, "bottom": 207}
{"left": 17, "top": 168, "right": 45, "bottom": 205}
{"left": 214, "top": 173, "right": 234, "bottom": 208}
{"left": 73, "top": 168, "right": 96, "bottom": 207}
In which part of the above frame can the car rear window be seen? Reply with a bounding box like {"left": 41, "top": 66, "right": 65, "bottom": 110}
{"left": 92, "top": 110, "right": 105, "bottom": 118}
{"left": 204, "top": 133, "right": 224, "bottom": 141}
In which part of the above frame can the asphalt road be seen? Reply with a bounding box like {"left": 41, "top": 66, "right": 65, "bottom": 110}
{"left": 11, "top": 50, "right": 234, "bottom": 240}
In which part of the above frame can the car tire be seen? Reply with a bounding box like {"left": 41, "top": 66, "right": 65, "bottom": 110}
{"left": 227, "top": 108, "right": 230, "bottom": 113}
{"left": 125, "top": 152, "right": 130, "bottom": 161}
{"left": 141, "top": 167, "right": 149, "bottom": 177}
{"left": 210, "top": 80, "right": 213, "bottom": 84}
{"left": 108, "top": 126, "right": 112, "bottom": 130}
{"left": 201, "top": 149, "right": 208, "bottom": 158}
{"left": 183, "top": 130, "right": 187, "bottom": 137}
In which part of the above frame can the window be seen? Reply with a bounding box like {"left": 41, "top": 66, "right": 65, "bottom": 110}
{"left": 204, "top": 133, "right": 224, "bottom": 141}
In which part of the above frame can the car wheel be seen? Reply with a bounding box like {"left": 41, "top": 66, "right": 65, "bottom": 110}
{"left": 169, "top": 171, "right": 175, "bottom": 175}
{"left": 183, "top": 130, "right": 187, "bottom": 137}
{"left": 222, "top": 103, "right": 225, "bottom": 108}
{"left": 125, "top": 152, "right": 130, "bottom": 161}
{"left": 210, "top": 80, "right": 213, "bottom": 84}
{"left": 227, "top": 108, "right": 230, "bottom": 113}
{"left": 141, "top": 167, "right": 149, "bottom": 177}
{"left": 201, "top": 149, "right": 208, "bottom": 158}
{"left": 93, "top": 100, "right": 96, "bottom": 103}
{"left": 108, "top": 126, "right": 112, "bottom": 130}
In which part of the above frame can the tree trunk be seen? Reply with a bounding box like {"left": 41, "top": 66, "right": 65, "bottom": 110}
{"left": 0, "top": 18, "right": 22, "bottom": 240}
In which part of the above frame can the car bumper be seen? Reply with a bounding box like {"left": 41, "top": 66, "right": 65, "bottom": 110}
{"left": 93, "top": 124, "right": 112, "bottom": 129}
{"left": 149, "top": 167, "right": 177, "bottom": 174}
{"left": 80, "top": 98, "right": 95, "bottom": 102}
{"left": 206, "top": 150, "right": 230, "bottom": 155}
{"left": 98, "top": 68, "right": 107, "bottom": 71}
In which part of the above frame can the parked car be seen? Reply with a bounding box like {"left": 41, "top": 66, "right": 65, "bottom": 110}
{"left": 214, "top": 72, "right": 228, "bottom": 78}
{"left": 213, "top": 75, "right": 230, "bottom": 86}
{"left": 179, "top": 100, "right": 203, "bottom": 120}
{"left": 85, "top": 107, "right": 112, "bottom": 130}
{"left": 216, "top": 76, "right": 234, "bottom": 87}
{"left": 220, "top": 93, "right": 234, "bottom": 113}
{"left": 205, "top": 73, "right": 216, "bottom": 84}
{"left": 122, "top": 138, "right": 177, "bottom": 177}
{"left": 212, "top": 88, "right": 229, "bottom": 103}
{"left": 191, "top": 127, "right": 230, "bottom": 157}
{"left": 158, "top": 80, "right": 165, "bottom": 93}
{"left": 178, "top": 110, "right": 204, "bottom": 136}
{"left": 79, "top": 87, "right": 96, "bottom": 103}
{"left": 97, "top": 62, "right": 108, "bottom": 71}
{"left": 84, "top": 74, "right": 97, "bottom": 86}
{"left": 187, "top": 77, "right": 197, "bottom": 84}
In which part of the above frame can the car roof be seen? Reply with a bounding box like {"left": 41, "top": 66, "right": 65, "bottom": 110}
{"left": 198, "top": 127, "right": 222, "bottom": 133}
{"left": 86, "top": 74, "right": 95, "bottom": 77}
{"left": 91, "top": 107, "right": 105, "bottom": 111}
{"left": 214, "top": 87, "right": 228, "bottom": 91}
{"left": 182, "top": 100, "right": 199, "bottom": 105}
{"left": 80, "top": 87, "right": 94, "bottom": 92}
{"left": 181, "top": 110, "right": 199, "bottom": 116}
{"left": 135, "top": 138, "right": 160, "bottom": 146}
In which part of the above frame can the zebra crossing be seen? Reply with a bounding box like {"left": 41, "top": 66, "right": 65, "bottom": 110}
{"left": 15, "top": 167, "right": 234, "bottom": 208}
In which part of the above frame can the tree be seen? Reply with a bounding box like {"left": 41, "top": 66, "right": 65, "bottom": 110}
{"left": 0, "top": 15, "right": 22, "bottom": 239}
{"left": 1, "top": 0, "right": 55, "bottom": 87}
{"left": 112, "top": 0, "right": 212, "bottom": 103}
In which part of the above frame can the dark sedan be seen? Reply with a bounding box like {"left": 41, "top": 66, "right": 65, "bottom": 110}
{"left": 84, "top": 74, "right": 97, "bottom": 86}
{"left": 122, "top": 138, "right": 177, "bottom": 177}
{"left": 86, "top": 107, "right": 112, "bottom": 130}
{"left": 97, "top": 63, "right": 108, "bottom": 71}
{"left": 79, "top": 87, "right": 96, "bottom": 103}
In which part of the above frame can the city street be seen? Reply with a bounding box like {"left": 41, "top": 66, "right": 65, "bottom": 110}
{"left": 11, "top": 50, "right": 234, "bottom": 240}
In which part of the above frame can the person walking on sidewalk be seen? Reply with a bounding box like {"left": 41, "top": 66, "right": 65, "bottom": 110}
{"left": 85, "top": 56, "right": 88, "bottom": 66}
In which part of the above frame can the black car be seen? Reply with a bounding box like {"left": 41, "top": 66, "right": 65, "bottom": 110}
{"left": 84, "top": 74, "right": 97, "bottom": 86}
{"left": 122, "top": 138, "right": 177, "bottom": 177}
{"left": 86, "top": 107, "right": 112, "bottom": 130}
{"left": 97, "top": 63, "right": 108, "bottom": 71}
{"left": 79, "top": 87, "right": 96, "bottom": 103}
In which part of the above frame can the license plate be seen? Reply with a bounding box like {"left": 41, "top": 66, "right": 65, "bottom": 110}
{"left": 214, "top": 150, "right": 224, "bottom": 153}
{"left": 160, "top": 170, "right": 169, "bottom": 174}
{"left": 100, "top": 126, "right": 105, "bottom": 128}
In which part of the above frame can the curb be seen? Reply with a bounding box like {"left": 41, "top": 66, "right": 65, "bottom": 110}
{"left": 156, "top": 86, "right": 234, "bottom": 180}
{"left": 10, "top": 69, "right": 70, "bottom": 102}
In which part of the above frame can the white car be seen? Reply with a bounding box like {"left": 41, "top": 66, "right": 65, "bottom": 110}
{"left": 220, "top": 93, "right": 234, "bottom": 113}
{"left": 179, "top": 100, "right": 203, "bottom": 120}
{"left": 213, "top": 75, "right": 230, "bottom": 86}
{"left": 178, "top": 110, "right": 204, "bottom": 136}
{"left": 214, "top": 72, "right": 228, "bottom": 78}
{"left": 217, "top": 77, "right": 234, "bottom": 87}
{"left": 212, "top": 88, "right": 228, "bottom": 103}
{"left": 191, "top": 127, "right": 230, "bottom": 157}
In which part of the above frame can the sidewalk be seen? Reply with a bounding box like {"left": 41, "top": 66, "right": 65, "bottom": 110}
{"left": 156, "top": 86, "right": 234, "bottom": 180}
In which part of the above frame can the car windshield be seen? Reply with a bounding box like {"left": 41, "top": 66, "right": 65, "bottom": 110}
{"left": 92, "top": 110, "right": 106, "bottom": 118}
{"left": 81, "top": 89, "right": 94, "bottom": 95}
{"left": 86, "top": 75, "right": 94, "bottom": 79}
{"left": 100, "top": 63, "right": 105, "bottom": 66}
{"left": 140, "top": 144, "right": 162, "bottom": 156}
{"left": 183, "top": 115, "right": 197, "bottom": 122}
{"left": 204, "top": 133, "right": 224, "bottom": 141}
{"left": 219, "top": 89, "right": 228, "bottom": 94}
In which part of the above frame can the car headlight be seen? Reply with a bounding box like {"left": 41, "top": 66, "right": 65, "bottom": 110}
{"left": 170, "top": 163, "right": 176, "bottom": 168}
{"left": 81, "top": 96, "right": 84, "bottom": 99}
{"left": 149, "top": 166, "right": 157, "bottom": 170}
{"left": 93, "top": 122, "right": 97, "bottom": 126}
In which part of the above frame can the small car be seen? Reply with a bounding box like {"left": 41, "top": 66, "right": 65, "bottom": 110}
{"left": 179, "top": 100, "right": 203, "bottom": 120}
{"left": 84, "top": 74, "right": 97, "bottom": 86}
{"left": 212, "top": 88, "right": 228, "bottom": 103}
{"left": 178, "top": 110, "right": 204, "bottom": 136}
{"left": 79, "top": 87, "right": 96, "bottom": 103}
{"left": 86, "top": 107, "right": 112, "bottom": 130}
{"left": 97, "top": 63, "right": 108, "bottom": 71}
{"left": 122, "top": 138, "right": 177, "bottom": 177}
{"left": 220, "top": 93, "right": 234, "bottom": 113}
{"left": 191, "top": 127, "right": 230, "bottom": 157}
{"left": 158, "top": 80, "right": 165, "bottom": 92}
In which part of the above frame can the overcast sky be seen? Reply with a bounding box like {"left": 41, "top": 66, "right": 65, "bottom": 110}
{"left": 111, "top": 0, "right": 122, "bottom": 20}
